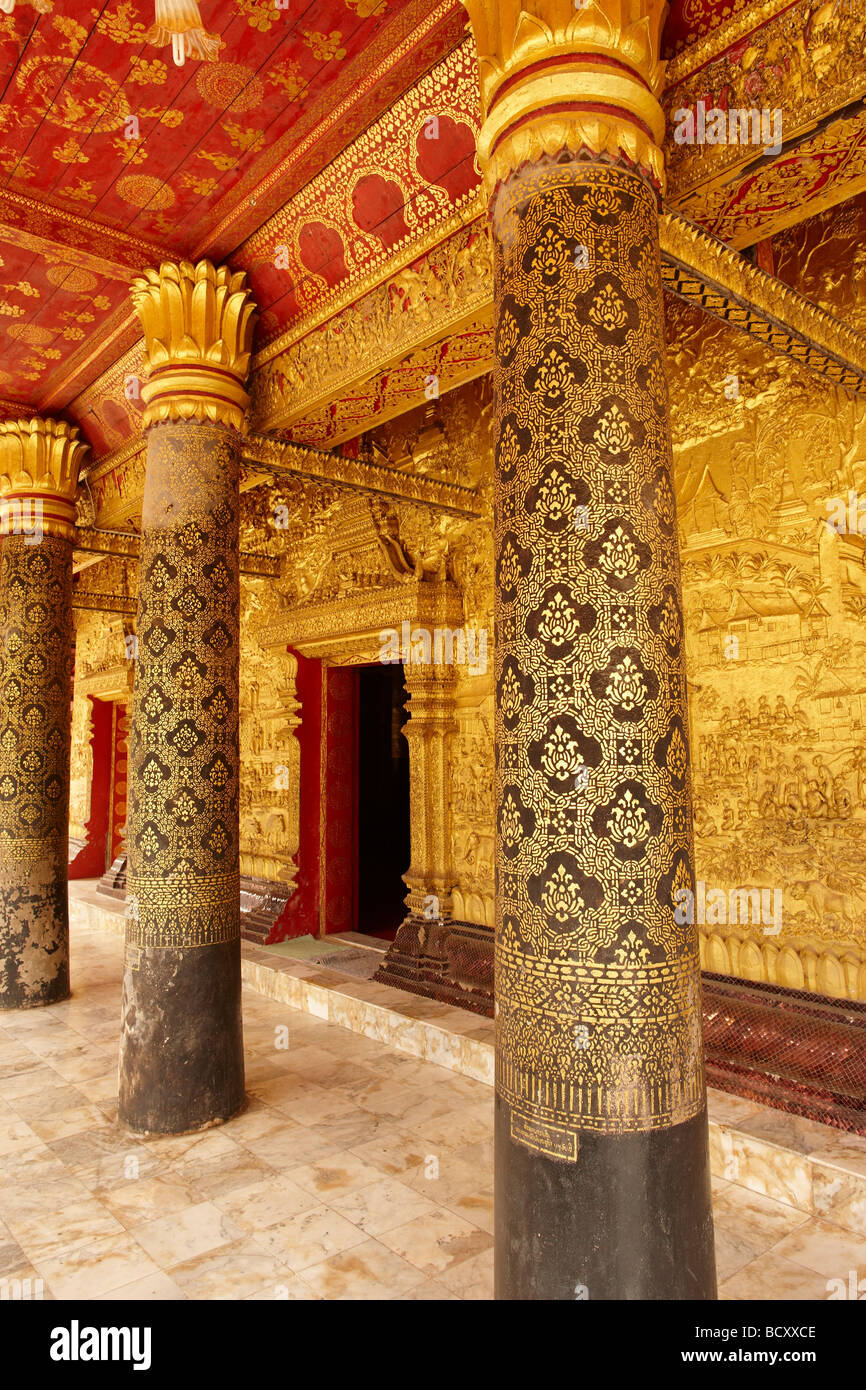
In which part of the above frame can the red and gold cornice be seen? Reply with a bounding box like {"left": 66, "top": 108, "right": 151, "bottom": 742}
{"left": 131, "top": 260, "right": 257, "bottom": 432}
{"left": 461, "top": 0, "right": 668, "bottom": 195}
{"left": 0, "top": 417, "right": 88, "bottom": 541}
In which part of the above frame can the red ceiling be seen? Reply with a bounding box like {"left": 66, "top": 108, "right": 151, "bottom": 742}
{"left": 0, "top": 0, "right": 461, "bottom": 416}
{"left": 0, "top": 0, "right": 779, "bottom": 453}
{"left": 0, "top": 0, "right": 401, "bottom": 244}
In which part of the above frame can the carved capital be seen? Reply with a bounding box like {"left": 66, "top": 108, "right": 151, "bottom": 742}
{"left": 461, "top": 0, "right": 667, "bottom": 196}
{"left": 0, "top": 417, "right": 88, "bottom": 540}
{"left": 131, "top": 259, "right": 257, "bottom": 432}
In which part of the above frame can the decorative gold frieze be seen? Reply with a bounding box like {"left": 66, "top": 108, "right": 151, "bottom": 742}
{"left": 665, "top": 0, "right": 866, "bottom": 213}
{"left": 250, "top": 211, "right": 866, "bottom": 447}
{"left": 0, "top": 417, "right": 88, "bottom": 541}
{"left": 461, "top": 0, "right": 668, "bottom": 194}
{"left": 250, "top": 220, "right": 493, "bottom": 433}
{"left": 130, "top": 260, "right": 256, "bottom": 432}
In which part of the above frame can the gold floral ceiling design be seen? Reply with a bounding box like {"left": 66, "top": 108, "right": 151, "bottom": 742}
{"left": 0, "top": 0, "right": 864, "bottom": 468}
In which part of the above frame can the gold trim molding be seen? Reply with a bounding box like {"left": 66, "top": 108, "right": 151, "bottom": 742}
{"left": 700, "top": 928, "right": 866, "bottom": 1005}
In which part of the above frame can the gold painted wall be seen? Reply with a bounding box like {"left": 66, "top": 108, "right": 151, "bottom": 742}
{"left": 238, "top": 579, "right": 301, "bottom": 888}
{"left": 68, "top": 198, "right": 866, "bottom": 996}
{"left": 669, "top": 280, "right": 866, "bottom": 1001}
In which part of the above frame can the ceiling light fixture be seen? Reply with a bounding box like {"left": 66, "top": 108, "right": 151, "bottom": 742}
{"left": 148, "top": 0, "right": 219, "bottom": 68}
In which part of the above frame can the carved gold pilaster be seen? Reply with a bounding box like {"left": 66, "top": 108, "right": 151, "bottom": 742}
{"left": 461, "top": 0, "right": 668, "bottom": 196}
{"left": 0, "top": 418, "right": 88, "bottom": 542}
{"left": 130, "top": 260, "right": 256, "bottom": 432}
{"left": 402, "top": 664, "right": 458, "bottom": 921}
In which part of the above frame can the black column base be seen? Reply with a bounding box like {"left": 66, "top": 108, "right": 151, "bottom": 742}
{"left": 117, "top": 938, "right": 245, "bottom": 1135}
{"left": 495, "top": 1096, "right": 717, "bottom": 1300}
{"left": 0, "top": 882, "right": 70, "bottom": 1011}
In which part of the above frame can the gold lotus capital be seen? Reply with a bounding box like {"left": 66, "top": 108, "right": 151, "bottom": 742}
{"left": 0, "top": 417, "right": 88, "bottom": 540}
{"left": 131, "top": 259, "right": 257, "bottom": 432}
{"left": 461, "top": 0, "right": 668, "bottom": 195}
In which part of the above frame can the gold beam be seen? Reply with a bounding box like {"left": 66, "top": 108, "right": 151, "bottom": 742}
{"left": 0, "top": 190, "right": 171, "bottom": 282}
{"left": 243, "top": 433, "right": 483, "bottom": 519}
{"left": 75, "top": 527, "right": 282, "bottom": 579}
{"left": 664, "top": 0, "right": 866, "bottom": 244}
{"left": 660, "top": 212, "right": 866, "bottom": 392}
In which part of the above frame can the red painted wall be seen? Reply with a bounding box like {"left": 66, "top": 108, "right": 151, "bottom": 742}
{"left": 69, "top": 696, "right": 112, "bottom": 879}
{"left": 270, "top": 650, "right": 323, "bottom": 941}
{"left": 322, "top": 667, "right": 359, "bottom": 937}
{"left": 269, "top": 655, "right": 359, "bottom": 942}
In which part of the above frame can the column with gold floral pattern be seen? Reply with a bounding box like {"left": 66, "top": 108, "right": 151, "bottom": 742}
{"left": 0, "top": 419, "right": 85, "bottom": 1009}
{"left": 463, "top": 0, "right": 716, "bottom": 1299}
{"left": 117, "top": 260, "right": 256, "bottom": 1134}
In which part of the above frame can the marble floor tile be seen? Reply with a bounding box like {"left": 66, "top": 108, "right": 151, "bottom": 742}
{"left": 35, "top": 1232, "right": 162, "bottom": 1300}
{"left": 287, "top": 1149, "right": 390, "bottom": 1200}
{"left": 436, "top": 1247, "right": 494, "bottom": 1299}
{"left": 252, "top": 1203, "right": 367, "bottom": 1273}
{"left": 173, "top": 1149, "right": 279, "bottom": 1202}
{"left": 397, "top": 1279, "right": 459, "bottom": 1300}
{"left": 93, "top": 1270, "right": 186, "bottom": 1300}
{"left": 167, "top": 1235, "right": 297, "bottom": 1300}
{"left": 14, "top": 908, "right": 860, "bottom": 1302}
{"left": 348, "top": 1124, "right": 432, "bottom": 1177}
{"left": 0, "top": 1238, "right": 28, "bottom": 1278}
{"left": 712, "top": 1183, "right": 812, "bottom": 1257}
{"left": 98, "top": 1175, "right": 202, "bottom": 1228}
{"left": 240, "top": 1124, "right": 344, "bottom": 1170}
{"left": 328, "top": 1176, "right": 440, "bottom": 1236}
{"left": 769, "top": 1215, "right": 866, "bottom": 1281}
{"left": 213, "top": 1176, "right": 320, "bottom": 1231}
{"left": 5, "top": 1199, "right": 125, "bottom": 1261}
{"left": 720, "top": 1250, "right": 835, "bottom": 1301}
{"left": 299, "top": 1236, "right": 426, "bottom": 1300}
{"left": 245, "top": 1273, "right": 317, "bottom": 1300}
{"left": 378, "top": 1206, "right": 493, "bottom": 1278}
{"left": 131, "top": 1201, "right": 244, "bottom": 1267}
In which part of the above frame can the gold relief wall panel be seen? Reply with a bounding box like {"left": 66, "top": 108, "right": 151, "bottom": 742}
{"left": 671, "top": 286, "right": 866, "bottom": 1001}
{"left": 773, "top": 191, "right": 866, "bottom": 334}
{"left": 239, "top": 580, "right": 301, "bottom": 888}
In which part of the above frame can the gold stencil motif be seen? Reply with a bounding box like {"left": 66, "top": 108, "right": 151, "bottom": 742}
{"left": 0, "top": 533, "right": 73, "bottom": 1002}
{"left": 126, "top": 422, "right": 241, "bottom": 951}
{"left": 492, "top": 163, "right": 705, "bottom": 1147}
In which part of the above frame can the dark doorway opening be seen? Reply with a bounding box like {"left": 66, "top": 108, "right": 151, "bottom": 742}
{"left": 357, "top": 663, "right": 410, "bottom": 939}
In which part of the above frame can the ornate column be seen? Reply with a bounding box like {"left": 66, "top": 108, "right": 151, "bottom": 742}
{"left": 401, "top": 664, "right": 457, "bottom": 923}
{"left": 462, "top": 0, "right": 716, "bottom": 1298}
{"left": 117, "top": 260, "right": 256, "bottom": 1134}
{"left": 0, "top": 419, "right": 86, "bottom": 1008}
{"left": 375, "top": 663, "right": 460, "bottom": 995}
